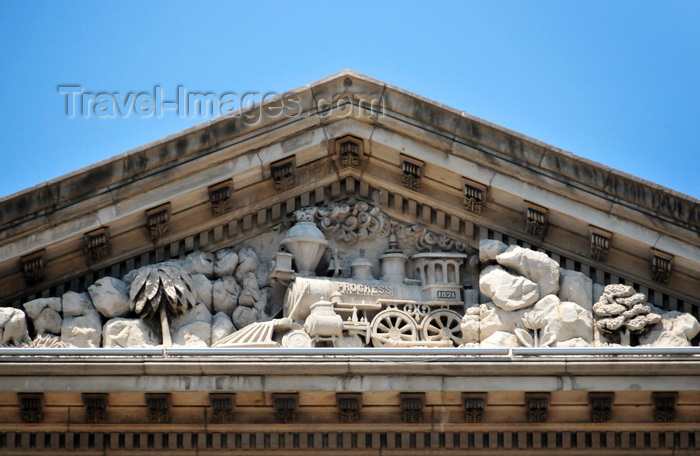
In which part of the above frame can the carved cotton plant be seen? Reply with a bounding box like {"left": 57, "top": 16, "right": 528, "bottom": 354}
{"left": 515, "top": 310, "right": 555, "bottom": 348}
{"left": 593, "top": 284, "right": 662, "bottom": 346}
{"left": 129, "top": 264, "right": 196, "bottom": 347}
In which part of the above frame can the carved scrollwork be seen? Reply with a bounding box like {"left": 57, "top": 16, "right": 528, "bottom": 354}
{"left": 317, "top": 199, "right": 389, "bottom": 245}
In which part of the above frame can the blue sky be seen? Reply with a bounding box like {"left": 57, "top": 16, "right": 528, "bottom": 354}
{"left": 1, "top": 1, "right": 698, "bottom": 199}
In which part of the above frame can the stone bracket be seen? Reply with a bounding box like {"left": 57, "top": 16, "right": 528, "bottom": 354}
{"left": 525, "top": 202, "right": 548, "bottom": 238}
{"left": 83, "top": 393, "right": 109, "bottom": 424}
{"left": 333, "top": 135, "right": 364, "bottom": 168}
{"left": 210, "top": 393, "right": 235, "bottom": 424}
{"left": 20, "top": 249, "right": 46, "bottom": 284}
{"left": 271, "top": 157, "right": 296, "bottom": 191}
{"left": 83, "top": 227, "right": 111, "bottom": 265}
{"left": 651, "top": 249, "right": 673, "bottom": 284}
{"left": 652, "top": 391, "right": 677, "bottom": 422}
{"left": 525, "top": 392, "right": 550, "bottom": 423}
{"left": 18, "top": 393, "right": 44, "bottom": 423}
{"left": 146, "top": 393, "right": 171, "bottom": 423}
{"left": 208, "top": 179, "right": 233, "bottom": 216}
{"left": 145, "top": 203, "right": 171, "bottom": 243}
{"left": 400, "top": 154, "right": 424, "bottom": 191}
{"left": 462, "top": 177, "right": 486, "bottom": 213}
{"left": 589, "top": 226, "right": 611, "bottom": 261}
{"left": 399, "top": 392, "right": 425, "bottom": 423}
{"left": 462, "top": 392, "right": 487, "bottom": 423}
{"left": 273, "top": 393, "right": 298, "bottom": 423}
{"left": 589, "top": 392, "right": 614, "bottom": 423}
{"left": 337, "top": 392, "right": 362, "bottom": 423}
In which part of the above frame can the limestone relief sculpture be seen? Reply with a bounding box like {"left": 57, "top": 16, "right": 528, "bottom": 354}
{"left": 1, "top": 202, "right": 698, "bottom": 350}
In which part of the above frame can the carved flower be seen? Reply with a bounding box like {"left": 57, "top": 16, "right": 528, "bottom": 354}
{"left": 522, "top": 311, "right": 545, "bottom": 331}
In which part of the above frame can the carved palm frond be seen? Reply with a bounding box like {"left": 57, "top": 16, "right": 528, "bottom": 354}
{"left": 129, "top": 265, "right": 196, "bottom": 319}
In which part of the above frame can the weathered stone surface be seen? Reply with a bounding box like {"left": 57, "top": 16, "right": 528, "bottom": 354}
{"left": 231, "top": 306, "right": 260, "bottom": 330}
{"left": 479, "top": 239, "right": 508, "bottom": 263}
{"left": 479, "top": 265, "right": 539, "bottom": 311}
{"left": 32, "top": 308, "right": 63, "bottom": 335}
{"left": 88, "top": 277, "right": 132, "bottom": 318}
{"left": 542, "top": 300, "right": 593, "bottom": 344}
{"left": 171, "top": 302, "right": 213, "bottom": 348}
{"left": 559, "top": 268, "right": 593, "bottom": 312}
{"left": 211, "top": 311, "right": 235, "bottom": 345}
{"left": 23, "top": 297, "right": 61, "bottom": 319}
{"left": 62, "top": 292, "right": 94, "bottom": 317}
{"left": 103, "top": 318, "right": 157, "bottom": 348}
{"left": 61, "top": 312, "right": 102, "bottom": 348}
{"left": 460, "top": 306, "right": 481, "bottom": 344}
{"left": 639, "top": 305, "right": 700, "bottom": 347}
{"left": 191, "top": 273, "right": 213, "bottom": 312}
{"left": 479, "top": 302, "right": 523, "bottom": 341}
{"left": 238, "top": 272, "right": 261, "bottom": 307}
{"left": 554, "top": 337, "right": 591, "bottom": 348}
{"left": 481, "top": 330, "right": 518, "bottom": 348}
{"left": 212, "top": 277, "right": 240, "bottom": 316}
{"left": 496, "top": 246, "right": 560, "bottom": 297}
{"left": 214, "top": 249, "right": 238, "bottom": 278}
{"left": 234, "top": 247, "right": 261, "bottom": 282}
{"left": 184, "top": 251, "right": 215, "bottom": 278}
{"left": 0, "top": 308, "right": 29, "bottom": 345}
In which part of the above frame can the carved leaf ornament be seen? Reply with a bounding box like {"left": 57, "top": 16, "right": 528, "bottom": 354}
{"left": 130, "top": 265, "right": 196, "bottom": 319}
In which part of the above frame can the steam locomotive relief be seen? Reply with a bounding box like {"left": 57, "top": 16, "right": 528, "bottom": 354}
{"left": 216, "top": 207, "right": 476, "bottom": 349}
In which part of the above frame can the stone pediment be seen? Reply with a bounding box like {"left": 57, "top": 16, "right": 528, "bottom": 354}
{"left": 0, "top": 70, "right": 698, "bottom": 350}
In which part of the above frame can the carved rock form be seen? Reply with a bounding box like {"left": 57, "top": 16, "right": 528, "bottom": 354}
{"left": 171, "top": 302, "right": 212, "bottom": 347}
{"left": 317, "top": 199, "right": 389, "bottom": 246}
{"left": 234, "top": 247, "right": 261, "bottom": 283}
{"left": 639, "top": 305, "right": 700, "bottom": 347}
{"left": 481, "top": 330, "right": 519, "bottom": 348}
{"left": 479, "top": 239, "right": 508, "bottom": 263}
{"left": 184, "top": 251, "right": 215, "bottom": 278}
{"left": 60, "top": 292, "right": 102, "bottom": 348}
{"left": 214, "top": 249, "right": 238, "bottom": 278}
{"left": 593, "top": 284, "right": 662, "bottom": 346}
{"left": 559, "top": 268, "right": 593, "bottom": 312}
{"left": 479, "top": 303, "right": 524, "bottom": 341}
{"left": 0, "top": 307, "right": 29, "bottom": 345}
{"left": 212, "top": 277, "right": 240, "bottom": 316}
{"left": 23, "top": 298, "right": 62, "bottom": 335}
{"left": 542, "top": 299, "right": 593, "bottom": 346}
{"left": 231, "top": 306, "right": 260, "bottom": 330}
{"left": 496, "top": 246, "right": 560, "bottom": 297}
{"left": 191, "top": 273, "right": 213, "bottom": 312}
{"left": 238, "top": 272, "right": 261, "bottom": 307}
{"left": 460, "top": 307, "right": 481, "bottom": 344}
{"left": 211, "top": 312, "right": 235, "bottom": 345}
{"left": 479, "top": 265, "right": 540, "bottom": 311}
{"left": 103, "top": 318, "right": 158, "bottom": 348}
{"left": 88, "top": 277, "right": 133, "bottom": 318}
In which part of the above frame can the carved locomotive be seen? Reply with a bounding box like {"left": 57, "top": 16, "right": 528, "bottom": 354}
{"left": 269, "top": 208, "right": 470, "bottom": 348}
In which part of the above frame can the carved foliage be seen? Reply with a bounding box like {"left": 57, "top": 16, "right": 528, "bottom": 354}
{"left": 593, "top": 284, "right": 662, "bottom": 346}
{"left": 146, "top": 203, "right": 171, "bottom": 242}
{"left": 463, "top": 393, "right": 487, "bottom": 423}
{"left": 208, "top": 180, "right": 233, "bottom": 216}
{"left": 18, "top": 393, "right": 44, "bottom": 423}
{"left": 83, "top": 227, "right": 110, "bottom": 265}
{"left": 400, "top": 393, "right": 424, "bottom": 423}
{"left": 210, "top": 393, "right": 235, "bottom": 424}
{"left": 525, "top": 202, "right": 547, "bottom": 238}
{"left": 396, "top": 223, "right": 468, "bottom": 253}
{"left": 651, "top": 250, "right": 673, "bottom": 284}
{"left": 653, "top": 392, "right": 677, "bottom": 423}
{"left": 21, "top": 250, "right": 46, "bottom": 284}
{"left": 273, "top": 393, "right": 298, "bottom": 423}
{"left": 146, "top": 393, "right": 171, "bottom": 423}
{"left": 337, "top": 393, "right": 362, "bottom": 423}
{"left": 83, "top": 393, "right": 108, "bottom": 424}
{"left": 317, "top": 199, "right": 389, "bottom": 245}
{"left": 589, "top": 392, "right": 614, "bottom": 423}
{"left": 271, "top": 157, "right": 296, "bottom": 191}
{"left": 401, "top": 155, "right": 424, "bottom": 191}
{"left": 525, "top": 393, "right": 550, "bottom": 423}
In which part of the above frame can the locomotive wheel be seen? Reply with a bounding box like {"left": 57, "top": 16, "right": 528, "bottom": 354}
{"left": 370, "top": 310, "right": 418, "bottom": 347}
{"left": 422, "top": 310, "right": 464, "bottom": 346}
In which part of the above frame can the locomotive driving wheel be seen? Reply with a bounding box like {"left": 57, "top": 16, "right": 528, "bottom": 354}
{"left": 370, "top": 309, "right": 419, "bottom": 347}
{"left": 421, "top": 310, "right": 464, "bottom": 346}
